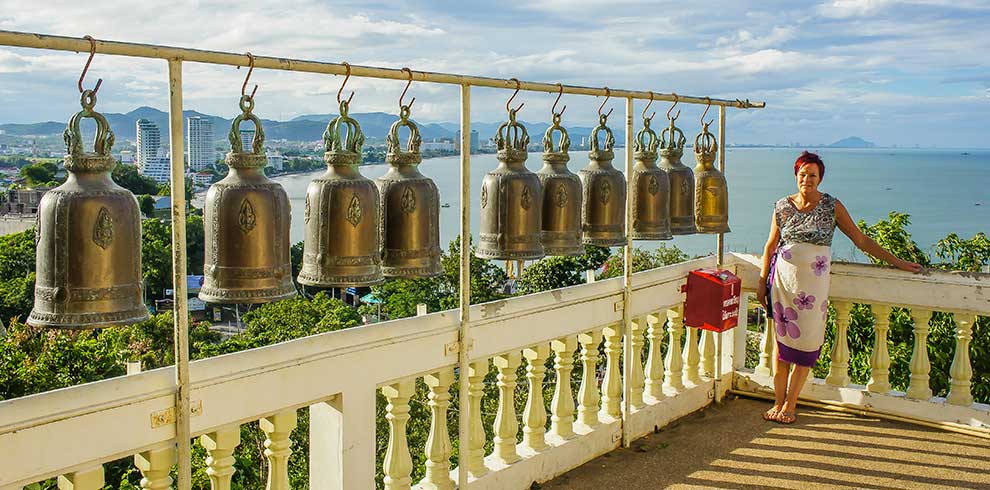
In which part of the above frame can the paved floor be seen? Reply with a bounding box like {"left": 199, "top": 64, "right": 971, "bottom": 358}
{"left": 541, "top": 397, "right": 990, "bottom": 490}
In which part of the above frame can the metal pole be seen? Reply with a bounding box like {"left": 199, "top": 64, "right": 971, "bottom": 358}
{"left": 621, "top": 97, "right": 634, "bottom": 447}
{"left": 457, "top": 84, "right": 472, "bottom": 489}
{"left": 166, "top": 58, "right": 191, "bottom": 490}
{"left": 0, "top": 30, "right": 765, "bottom": 109}
{"left": 714, "top": 105, "right": 727, "bottom": 404}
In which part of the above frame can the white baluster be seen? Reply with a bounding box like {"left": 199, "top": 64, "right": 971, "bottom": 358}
{"left": 600, "top": 323, "right": 623, "bottom": 421}
{"left": 628, "top": 317, "right": 646, "bottom": 410}
{"left": 135, "top": 446, "right": 177, "bottom": 490}
{"left": 201, "top": 425, "right": 241, "bottom": 490}
{"left": 947, "top": 313, "right": 976, "bottom": 406}
{"left": 492, "top": 352, "right": 522, "bottom": 464}
{"left": 57, "top": 465, "right": 104, "bottom": 490}
{"left": 260, "top": 409, "right": 298, "bottom": 490}
{"left": 644, "top": 312, "right": 666, "bottom": 402}
{"left": 522, "top": 343, "right": 550, "bottom": 452}
{"left": 755, "top": 315, "right": 776, "bottom": 377}
{"left": 699, "top": 329, "right": 716, "bottom": 379}
{"left": 550, "top": 336, "right": 578, "bottom": 441}
{"left": 663, "top": 308, "right": 685, "bottom": 393}
{"left": 420, "top": 369, "right": 455, "bottom": 490}
{"left": 867, "top": 304, "right": 892, "bottom": 394}
{"left": 466, "top": 360, "right": 489, "bottom": 477}
{"left": 907, "top": 309, "right": 933, "bottom": 400}
{"left": 682, "top": 324, "right": 702, "bottom": 386}
{"left": 382, "top": 379, "right": 416, "bottom": 490}
{"left": 576, "top": 329, "right": 603, "bottom": 430}
{"left": 826, "top": 301, "right": 852, "bottom": 387}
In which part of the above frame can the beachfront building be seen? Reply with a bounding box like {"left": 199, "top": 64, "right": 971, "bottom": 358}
{"left": 135, "top": 118, "right": 160, "bottom": 173}
{"left": 141, "top": 156, "right": 171, "bottom": 183}
{"left": 239, "top": 128, "right": 255, "bottom": 153}
{"left": 187, "top": 117, "right": 215, "bottom": 171}
{"left": 266, "top": 150, "right": 283, "bottom": 172}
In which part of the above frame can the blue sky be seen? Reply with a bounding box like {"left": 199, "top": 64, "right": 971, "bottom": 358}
{"left": 0, "top": 0, "right": 987, "bottom": 147}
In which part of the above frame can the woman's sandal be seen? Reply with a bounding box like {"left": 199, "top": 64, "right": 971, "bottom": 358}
{"left": 775, "top": 411, "right": 797, "bottom": 424}
{"left": 763, "top": 407, "right": 780, "bottom": 421}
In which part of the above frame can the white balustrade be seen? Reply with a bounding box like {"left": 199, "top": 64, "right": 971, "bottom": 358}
{"left": 201, "top": 426, "right": 241, "bottom": 490}
{"left": 382, "top": 379, "right": 416, "bottom": 490}
{"left": 576, "top": 330, "right": 603, "bottom": 430}
{"left": 260, "top": 410, "right": 297, "bottom": 490}
{"left": 867, "top": 304, "right": 892, "bottom": 393}
{"left": 492, "top": 352, "right": 522, "bottom": 464}
{"left": 907, "top": 309, "right": 934, "bottom": 400}
{"left": 549, "top": 336, "right": 578, "bottom": 441}
{"left": 135, "top": 446, "right": 177, "bottom": 490}
{"left": 826, "top": 301, "right": 852, "bottom": 387}
{"left": 57, "top": 465, "right": 104, "bottom": 490}
{"left": 947, "top": 313, "right": 976, "bottom": 406}
{"left": 682, "top": 325, "right": 702, "bottom": 386}
{"left": 420, "top": 369, "right": 455, "bottom": 490}
{"left": 466, "top": 360, "right": 490, "bottom": 477}
{"left": 755, "top": 316, "right": 775, "bottom": 377}
{"left": 644, "top": 313, "right": 666, "bottom": 402}
{"left": 663, "top": 308, "right": 686, "bottom": 392}
{"left": 628, "top": 317, "right": 647, "bottom": 410}
{"left": 699, "top": 329, "right": 716, "bottom": 379}
{"left": 600, "top": 324, "right": 623, "bottom": 421}
{"left": 522, "top": 344, "right": 550, "bottom": 453}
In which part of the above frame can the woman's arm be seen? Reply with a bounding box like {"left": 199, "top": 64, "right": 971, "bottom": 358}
{"left": 757, "top": 211, "right": 781, "bottom": 308}
{"left": 835, "top": 200, "right": 922, "bottom": 273}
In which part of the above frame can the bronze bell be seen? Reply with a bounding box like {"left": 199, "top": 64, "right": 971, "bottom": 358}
{"left": 29, "top": 90, "right": 149, "bottom": 328}
{"left": 658, "top": 117, "right": 697, "bottom": 235}
{"left": 693, "top": 122, "right": 729, "bottom": 233}
{"left": 199, "top": 95, "right": 295, "bottom": 304}
{"left": 377, "top": 104, "right": 442, "bottom": 277}
{"left": 579, "top": 114, "right": 625, "bottom": 246}
{"left": 298, "top": 99, "right": 383, "bottom": 286}
{"left": 536, "top": 111, "right": 583, "bottom": 256}
{"left": 631, "top": 116, "right": 672, "bottom": 241}
{"left": 477, "top": 107, "right": 544, "bottom": 260}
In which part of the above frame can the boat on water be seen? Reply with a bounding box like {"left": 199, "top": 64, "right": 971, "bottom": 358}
{"left": 441, "top": 202, "right": 451, "bottom": 208}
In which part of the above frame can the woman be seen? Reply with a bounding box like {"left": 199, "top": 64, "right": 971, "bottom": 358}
{"left": 756, "top": 151, "right": 921, "bottom": 424}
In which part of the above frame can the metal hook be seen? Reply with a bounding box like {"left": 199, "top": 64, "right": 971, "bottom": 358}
{"left": 642, "top": 91, "right": 656, "bottom": 122}
{"left": 701, "top": 97, "right": 713, "bottom": 126}
{"left": 551, "top": 83, "right": 566, "bottom": 117}
{"left": 598, "top": 87, "right": 613, "bottom": 119}
{"left": 399, "top": 67, "right": 415, "bottom": 110}
{"left": 666, "top": 93, "right": 681, "bottom": 121}
{"left": 78, "top": 35, "right": 102, "bottom": 95}
{"left": 506, "top": 78, "right": 524, "bottom": 113}
{"left": 238, "top": 52, "right": 258, "bottom": 99}
{"left": 337, "top": 61, "right": 355, "bottom": 105}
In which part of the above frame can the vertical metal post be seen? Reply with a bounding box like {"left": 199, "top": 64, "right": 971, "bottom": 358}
{"left": 621, "top": 97, "right": 634, "bottom": 447}
{"left": 167, "top": 58, "right": 191, "bottom": 490}
{"left": 457, "top": 84, "right": 472, "bottom": 489}
{"left": 714, "top": 105, "right": 727, "bottom": 403}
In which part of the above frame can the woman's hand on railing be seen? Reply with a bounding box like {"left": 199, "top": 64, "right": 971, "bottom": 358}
{"left": 893, "top": 258, "right": 923, "bottom": 274}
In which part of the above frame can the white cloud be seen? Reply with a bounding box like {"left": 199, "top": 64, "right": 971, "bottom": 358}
{"left": 817, "top": 0, "right": 893, "bottom": 18}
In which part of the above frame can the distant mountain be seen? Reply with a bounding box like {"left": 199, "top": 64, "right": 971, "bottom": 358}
{"left": 828, "top": 136, "right": 875, "bottom": 148}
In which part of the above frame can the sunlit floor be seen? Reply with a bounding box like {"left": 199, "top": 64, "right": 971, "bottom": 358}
{"left": 542, "top": 397, "right": 990, "bottom": 490}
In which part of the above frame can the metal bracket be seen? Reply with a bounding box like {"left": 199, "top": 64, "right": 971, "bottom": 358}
{"left": 445, "top": 338, "right": 474, "bottom": 356}
{"left": 613, "top": 300, "right": 624, "bottom": 312}
{"left": 151, "top": 400, "right": 202, "bottom": 429}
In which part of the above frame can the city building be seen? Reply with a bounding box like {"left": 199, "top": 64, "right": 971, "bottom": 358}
{"left": 191, "top": 171, "right": 213, "bottom": 187}
{"left": 266, "top": 150, "right": 284, "bottom": 172}
{"left": 119, "top": 150, "right": 135, "bottom": 165}
{"left": 0, "top": 187, "right": 49, "bottom": 215}
{"left": 421, "top": 140, "right": 455, "bottom": 152}
{"left": 142, "top": 156, "right": 171, "bottom": 183}
{"left": 239, "top": 128, "right": 256, "bottom": 153}
{"left": 187, "top": 117, "right": 215, "bottom": 171}
{"left": 454, "top": 130, "right": 480, "bottom": 152}
{"left": 135, "top": 119, "right": 160, "bottom": 173}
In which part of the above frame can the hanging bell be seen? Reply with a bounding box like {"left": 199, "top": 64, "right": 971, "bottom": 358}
{"left": 29, "top": 89, "right": 149, "bottom": 328}
{"left": 579, "top": 113, "right": 626, "bottom": 246}
{"left": 536, "top": 112, "right": 583, "bottom": 256}
{"left": 199, "top": 95, "right": 295, "bottom": 304}
{"left": 477, "top": 107, "right": 544, "bottom": 260}
{"left": 298, "top": 99, "right": 383, "bottom": 286}
{"left": 631, "top": 117, "right": 672, "bottom": 240}
{"left": 658, "top": 117, "right": 697, "bottom": 235}
{"left": 377, "top": 104, "right": 442, "bottom": 277}
{"left": 693, "top": 122, "right": 730, "bottom": 233}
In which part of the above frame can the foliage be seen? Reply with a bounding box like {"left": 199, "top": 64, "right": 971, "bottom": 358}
{"left": 156, "top": 177, "right": 195, "bottom": 201}
{"left": 516, "top": 245, "right": 610, "bottom": 294}
{"left": 19, "top": 160, "right": 59, "bottom": 186}
{"left": 0, "top": 229, "right": 36, "bottom": 327}
{"left": 112, "top": 163, "right": 160, "bottom": 196}
{"left": 137, "top": 194, "right": 155, "bottom": 218}
{"left": 141, "top": 216, "right": 205, "bottom": 301}
{"left": 934, "top": 232, "right": 990, "bottom": 272}
{"left": 597, "top": 244, "right": 690, "bottom": 280}
{"left": 856, "top": 212, "right": 929, "bottom": 266}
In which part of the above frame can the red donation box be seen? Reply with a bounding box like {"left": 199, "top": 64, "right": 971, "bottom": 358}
{"left": 681, "top": 268, "right": 741, "bottom": 332}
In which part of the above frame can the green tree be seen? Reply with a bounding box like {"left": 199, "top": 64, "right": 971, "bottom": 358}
{"left": 517, "top": 245, "right": 610, "bottom": 294}
{"left": 112, "top": 163, "right": 160, "bottom": 195}
{"left": 0, "top": 229, "right": 37, "bottom": 325}
{"left": 141, "top": 216, "right": 206, "bottom": 301}
{"left": 934, "top": 232, "right": 990, "bottom": 272}
{"left": 597, "top": 244, "right": 690, "bottom": 280}
{"left": 19, "top": 161, "right": 58, "bottom": 186}
{"left": 137, "top": 194, "right": 155, "bottom": 218}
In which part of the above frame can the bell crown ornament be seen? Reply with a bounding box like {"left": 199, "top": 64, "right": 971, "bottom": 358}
{"left": 477, "top": 85, "right": 544, "bottom": 260}
{"left": 298, "top": 86, "right": 384, "bottom": 286}
{"left": 631, "top": 113, "right": 673, "bottom": 241}
{"left": 693, "top": 115, "right": 730, "bottom": 234}
{"left": 199, "top": 89, "right": 296, "bottom": 304}
{"left": 29, "top": 87, "right": 149, "bottom": 328}
{"left": 658, "top": 107, "right": 697, "bottom": 235}
{"left": 537, "top": 105, "right": 583, "bottom": 256}
{"left": 377, "top": 90, "right": 442, "bottom": 277}
{"left": 579, "top": 104, "right": 626, "bottom": 247}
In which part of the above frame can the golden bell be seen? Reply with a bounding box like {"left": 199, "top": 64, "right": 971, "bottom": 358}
{"left": 377, "top": 105, "right": 442, "bottom": 277}
{"left": 658, "top": 117, "right": 697, "bottom": 235}
{"left": 631, "top": 117, "right": 672, "bottom": 241}
{"left": 298, "top": 100, "right": 383, "bottom": 286}
{"left": 536, "top": 112, "right": 583, "bottom": 256}
{"left": 579, "top": 114, "right": 625, "bottom": 247}
{"left": 693, "top": 123, "right": 729, "bottom": 233}
{"left": 29, "top": 90, "right": 149, "bottom": 328}
{"left": 199, "top": 95, "right": 295, "bottom": 304}
{"left": 477, "top": 108, "right": 544, "bottom": 260}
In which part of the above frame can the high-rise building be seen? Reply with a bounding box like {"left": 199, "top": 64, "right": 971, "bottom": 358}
{"left": 266, "top": 150, "right": 284, "bottom": 172}
{"left": 187, "top": 117, "right": 215, "bottom": 171}
{"left": 239, "top": 128, "right": 256, "bottom": 153}
{"left": 135, "top": 119, "right": 160, "bottom": 174}
{"left": 142, "top": 156, "right": 171, "bottom": 183}
{"left": 454, "top": 130, "right": 480, "bottom": 152}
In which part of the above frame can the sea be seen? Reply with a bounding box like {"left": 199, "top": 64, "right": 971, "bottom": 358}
{"left": 197, "top": 148, "right": 990, "bottom": 263}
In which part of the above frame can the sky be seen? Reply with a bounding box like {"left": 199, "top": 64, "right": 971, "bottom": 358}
{"left": 0, "top": 0, "right": 988, "bottom": 147}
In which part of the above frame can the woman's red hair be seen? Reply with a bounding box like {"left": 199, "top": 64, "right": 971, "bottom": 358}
{"left": 794, "top": 151, "right": 825, "bottom": 178}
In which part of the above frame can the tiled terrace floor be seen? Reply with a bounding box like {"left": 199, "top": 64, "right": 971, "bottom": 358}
{"left": 543, "top": 397, "right": 990, "bottom": 490}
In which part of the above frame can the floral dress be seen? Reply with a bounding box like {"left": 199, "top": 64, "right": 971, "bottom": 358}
{"left": 768, "top": 193, "right": 836, "bottom": 367}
